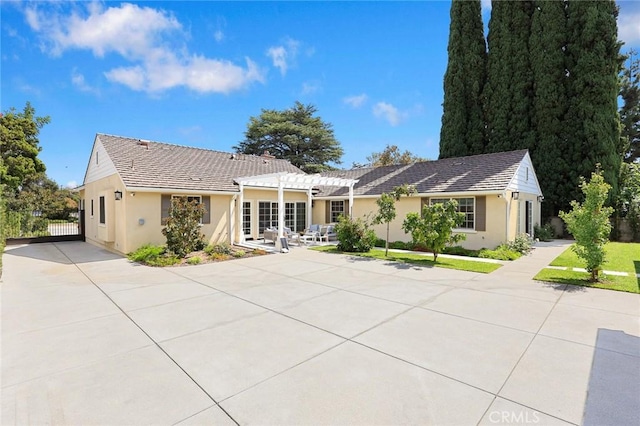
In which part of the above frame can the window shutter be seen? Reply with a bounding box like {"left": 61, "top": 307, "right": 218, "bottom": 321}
{"left": 202, "top": 196, "right": 211, "bottom": 224}
{"left": 161, "top": 194, "right": 171, "bottom": 225}
{"left": 325, "top": 201, "right": 330, "bottom": 223}
{"left": 476, "top": 196, "right": 486, "bottom": 231}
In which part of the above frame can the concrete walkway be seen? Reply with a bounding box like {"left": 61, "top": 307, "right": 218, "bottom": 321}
{"left": 1, "top": 241, "right": 639, "bottom": 425}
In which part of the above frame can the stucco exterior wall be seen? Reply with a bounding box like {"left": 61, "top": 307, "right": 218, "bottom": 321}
{"left": 81, "top": 173, "right": 127, "bottom": 253}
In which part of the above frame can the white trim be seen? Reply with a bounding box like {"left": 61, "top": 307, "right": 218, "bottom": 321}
{"left": 126, "top": 187, "right": 235, "bottom": 196}
{"left": 235, "top": 172, "right": 358, "bottom": 190}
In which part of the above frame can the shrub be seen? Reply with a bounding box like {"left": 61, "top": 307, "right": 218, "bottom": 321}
{"left": 534, "top": 223, "right": 555, "bottom": 242}
{"left": 205, "top": 242, "right": 233, "bottom": 255}
{"left": 162, "top": 197, "right": 206, "bottom": 258}
{"left": 187, "top": 256, "right": 202, "bottom": 265}
{"left": 128, "top": 244, "right": 166, "bottom": 262}
{"left": 335, "top": 215, "right": 377, "bottom": 252}
{"left": 252, "top": 248, "right": 267, "bottom": 255}
{"left": 210, "top": 252, "right": 231, "bottom": 261}
{"left": 507, "top": 233, "right": 532, "bottom": 255}
{"left": 388, "top": 241, "right": 409, "bottom": 250}
{"left": 374, "top": 237, "right": 386, "bottom": 248}
{"left": 145, "top": 254, "right": 180, "bottom": 267}
{"left": 479, "top": 245, "right": 521, "bottom": 261}
{"left": 232, "top": 250, "right": 246, "bottom": 258}
{"left": 443, "top": 245, "right": 480, "bottom": 257}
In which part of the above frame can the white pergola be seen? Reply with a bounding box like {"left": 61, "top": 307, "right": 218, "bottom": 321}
{"left": 234, "top": 172, "right": 359, "bottom": 248}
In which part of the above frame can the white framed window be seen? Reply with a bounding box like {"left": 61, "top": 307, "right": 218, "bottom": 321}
{"left": 330, "top": 200, "right": 345, "bottom": 223}
{"left": 258, "top": 201, "right": 278, "bottom": 233}
{"left": 90, "top": 199, "right": 94, "bottom": 218}
{"left": 430, "top": 197, "right": 475, "bottom": 229}
{"left": 99, "top": 196, "right": 106, "bottom": 224}
{"left": 242, "top": 201, "right": 252, "bottom": 236}
{"left": 171, "top": 195, "right": 203, "bottom": 223}
{"left": 285, "top": 202, "right": 307, "bottom": 232}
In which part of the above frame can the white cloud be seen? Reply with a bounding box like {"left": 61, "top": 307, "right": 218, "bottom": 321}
{"left": 373, "top": 102, "right": 405, "bottom": 126}
{"left": 65, "top": 180, "right": 78, "bottom": 189}
{"left": 25, "top": 3, "right": 264, "bottom": 94}
{"left": 71, "top": 68, "right": 99, "bottom": 94}
{"left": 481, "top": 0, "right": 492, "bottom": 14}
{"left": 266, "top": 37, "right": 300, "bottom": 76}
{"left": 214, "top": 29, "right": 224, "bottom": 43}
{"left": 343, "top": 94, "right": 368, "bottom": 108}
{"left": 301, "top": 80, "right": 321, "bottom": 95}
{"left": 619, "top": 11, "right": 640, "bottom": 45}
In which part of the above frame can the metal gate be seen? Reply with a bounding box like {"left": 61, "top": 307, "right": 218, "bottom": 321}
{"left": 5, "top": 209, "right": 85, "bottom": 245}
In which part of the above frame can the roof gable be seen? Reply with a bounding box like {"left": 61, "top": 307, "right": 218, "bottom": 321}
{"left": 84, "top": 134, "right": 304, "bottom": 192}
{"left": 318, "top": 150, "right": 530, "bottom": 197}
{"left": 83, "top": 135, "right": 118, "bottom": 185}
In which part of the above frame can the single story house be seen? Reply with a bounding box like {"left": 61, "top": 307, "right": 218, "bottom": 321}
{"left": 79, "top": 134, "right": 542, "bottom": 254}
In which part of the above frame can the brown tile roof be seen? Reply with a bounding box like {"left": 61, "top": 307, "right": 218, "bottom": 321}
{"left": 97, "top": 134, "right": 304, "bottom": 192}
{"left": 317, "top": 150, "right": 529, "bottom": 197}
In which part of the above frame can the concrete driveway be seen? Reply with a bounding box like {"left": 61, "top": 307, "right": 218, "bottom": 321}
{"left": 1, "top": 241, "right": 638, "bottom": 425}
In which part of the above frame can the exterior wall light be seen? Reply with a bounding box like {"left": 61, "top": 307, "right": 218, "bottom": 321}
{"left": 114, "top": 190, "right": 123, "bottom": 201}
{"left": 512, "top": 191, "right": 520, "bottom": 200}
{"left": 537, "top": 195, "right": 544, "bottom": 203}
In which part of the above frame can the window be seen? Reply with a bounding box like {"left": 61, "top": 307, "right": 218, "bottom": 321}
{"left": 96, "top": 151, "right": 99, "bottom": 164}
{"left": 242, "top": 202, "right": 251, "bottom": 236}
{"left": 171, "top": 195, "right": 203, "bottom": 223}
{"left": 99, "top": 196, "right": 105, "bottom": 224}
{"left": 430, "top": 197, "right": 475, "bottom": 229}
{"left": 91, "top": 199, "right": 94, "bottom": 217}
{"left": 330, "top": 200, "right": 345, "bottom": 223}
{"left": 258, "top": 201, "right": 278, "bottom": 233}
{"left": 285, "top": 202, "right": 307, "bottom": 232}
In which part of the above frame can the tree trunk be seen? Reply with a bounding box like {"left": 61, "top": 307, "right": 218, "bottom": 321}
{"left": 385, "top": 223, "right": 389, "bottom": 256}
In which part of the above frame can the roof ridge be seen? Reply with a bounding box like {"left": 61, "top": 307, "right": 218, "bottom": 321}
{"left": 97, "top": 133, "right": 294, "bottom": 164}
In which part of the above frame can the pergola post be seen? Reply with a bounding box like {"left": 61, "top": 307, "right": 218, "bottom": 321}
{"left": 349, "top": 183, "right": 354, "bottom": 218}
{"left": 277, "top": 180, "right": 285, "bottom": 243}
{"left": 238, "top": 183, "right": 244, "bottom": 243}
{"left": 307, "top": 187, "right": 313, "bottom": 229}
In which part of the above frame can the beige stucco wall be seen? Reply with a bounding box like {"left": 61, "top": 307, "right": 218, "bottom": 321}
{"left": 311, "top": 193, "right": 533, "bottom": 251}
{"left": 81, "top": 173, "right": 127, "bottom": 253}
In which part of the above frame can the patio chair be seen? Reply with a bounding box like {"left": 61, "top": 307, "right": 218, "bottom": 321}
{"left": 300, "top": 224, "right": 321, "bottom": 244}
{"left": 318, "top": 225, "right": 337, "bottom": 243}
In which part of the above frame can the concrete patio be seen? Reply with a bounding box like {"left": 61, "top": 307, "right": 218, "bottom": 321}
{"left": 1, "top": 241, "right": 638, "bottom": 425}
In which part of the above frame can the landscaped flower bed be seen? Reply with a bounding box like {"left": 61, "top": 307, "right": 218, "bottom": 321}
{"left": 128, "top": 242, "right": 268, "bottom": 267}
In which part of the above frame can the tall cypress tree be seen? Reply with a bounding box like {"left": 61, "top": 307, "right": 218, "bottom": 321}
{"left": 484, "top": 0, "right": 536, "bottom": 153}
{"left": 439, "top": 0, "right": 487, "bottom": 159}
{"left": 565, "top": 0, "right": 622, "bottom": 205}
{"left": 530, "top": 0, "right": 569, "bottom": 216}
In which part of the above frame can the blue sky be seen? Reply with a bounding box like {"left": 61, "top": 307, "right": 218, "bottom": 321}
{"left": 2, "top": 1, "right": 640, "bottom": 188}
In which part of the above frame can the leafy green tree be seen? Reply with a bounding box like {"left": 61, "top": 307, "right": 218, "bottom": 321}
{"left": 373, "top": 184, "right": 416, "bottom": 256}
{"left": 565, "top": 0, "right": 622, "bottom": 204}
{"left": 439, "top": 0, "right": 487, "bottom": 158}
{"left": 619, "top": 49, "right": 640, "bottom": 163}
{"left": 162, "top": 197, "right": 206, "bottom": 258}
{"left": 530, "top": 0, "right": 570, "bottom": 217}
{"left": 234, "top": 101, "right": 344, "bottom": 173}
{"left": 0, "top": 102, "right": 50, "bottom": 196}
{"left": 483, "top": 0, "right": 536, "bottom": 153}
{"left": 617, "top": 162, "right": 640, "bottom": 239}
{"left": 402, "top": 200, "right": 466, "bottom": 262}
{"left": 335, "top": 215, "right": 377, "bottom": 253}
{"left": 366, "top": 145, "right": 426, "bottom": 167}
{"left": 559, "top": 170, "right": 614, "bottom": 282}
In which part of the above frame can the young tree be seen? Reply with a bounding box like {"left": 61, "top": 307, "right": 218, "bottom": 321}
{"left": 372, "top": 184, "right": 417, "bottom": 256}
{"left": 366, "top": 145, "right": 426, "bottom": 167}
{"left": 559, "top": 170, "right": 614, "bottom": 282}
{"left": 439, "top": 0, "right": 487, "bottom": 158}
{"left": 402, "top": 200, "right": 466, "bottom": 262}
{"left": 0, "top": 102, "right": 50, "bottom": 195}
{"left": 620, "top": 49, "right": 640, "bottom": 163}
{"left": 162, "top": 197, "right": 206, "bottom": 258}
{"left": 335, "top": 215, "right": 377, "bottom": 253}
{"left": 234, "top": 101, "right": 344, "bottom": 173}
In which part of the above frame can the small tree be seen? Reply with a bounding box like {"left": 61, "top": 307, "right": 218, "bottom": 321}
{"left": 162, "top": 197, "right": 206, "bottom": 258}
{"left": 372, "top": 184, "right": 416, "bottom": 256}
{"left": 402, "top": 200, "right": 466, "bottom": 262}
{"left": 559, "top": 170, "right": 614, "bottom": 282}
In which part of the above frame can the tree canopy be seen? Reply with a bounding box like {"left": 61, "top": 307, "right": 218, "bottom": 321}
{"left": 234, "top": 101, "right": 343, "bottom": 173}
{"left": 364, "top": 144, "right": 426, "bottom": 167}
{"left": 439, "top": 0, "right": 487, "bottom": 158}
{"left": 1, "top": 102, "right": 50, "bottom": 195}
{"left": 620, "top": 49, "right": 640, "bottom": 163}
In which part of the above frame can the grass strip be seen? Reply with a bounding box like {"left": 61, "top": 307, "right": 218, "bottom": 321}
{"left": 311, "top": 245, "right": 501, "bottom": 274}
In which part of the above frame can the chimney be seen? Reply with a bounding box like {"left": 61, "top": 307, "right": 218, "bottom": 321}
{"left": 261, "top": 150, "right": 275, "bottom": 159}
{"left": 137, "top": 140, "right": 150, "bottom": 149}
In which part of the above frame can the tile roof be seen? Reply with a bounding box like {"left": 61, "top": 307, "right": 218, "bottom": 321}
{"left": 317, "top": 150, "right": 529, "bottom": 197}
{"left": 96, "top": 134, "right": 304, "bottom": 192}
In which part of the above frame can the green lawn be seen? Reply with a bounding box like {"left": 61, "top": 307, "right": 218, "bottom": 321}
{"left": 534, "top": 242, "right": 640, "bottom": 293}
{"left": 311, "top": 245, "right": 502, "bottom": 274}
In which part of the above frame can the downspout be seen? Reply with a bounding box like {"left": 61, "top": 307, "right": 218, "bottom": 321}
{"left": 503, "top": 190, "right": 510, "bottom": 243}
{"left": 238, "top": 183, "right": 244, "bottom": 244}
